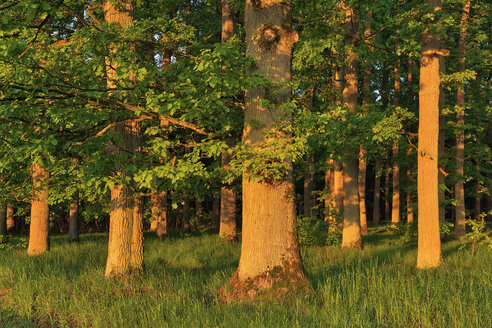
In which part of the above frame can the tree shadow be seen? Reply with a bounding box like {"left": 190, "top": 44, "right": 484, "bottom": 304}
{"left": 0, "top": 308, "right": 43, "bottom": 328}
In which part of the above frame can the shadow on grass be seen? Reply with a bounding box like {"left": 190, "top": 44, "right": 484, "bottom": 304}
{"left": 0, "top": 308, "right": 42, "bottom": 328}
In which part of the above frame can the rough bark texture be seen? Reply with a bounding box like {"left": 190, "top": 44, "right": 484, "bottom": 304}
{"left": 341, "top": 3, "right": 362, "bottom": 250}
{"left": 27, "top": 163, "right": 50, "bottom": 256}
{"left": 151, "top": 192, "right": 168, "bottom": 239}
{"left": 225, "top": 0, "right": 308, "bottom": 299}
{"left": 131, "top": 196, "right": 144, "bottom": 271}
{"left": 333, "top": 68, "right": 344, "bottom": 220}
{"left": 104, "top": 0, "right": 143, "bottom": 276}
{"left": 454, "top": 1, "right": 469, "bottom": 239}
{"left": 373, "top": 158, "right": 381, "bottom": 225}
{"left": 416, "top": 0, "right": 442, "bottom": 269}
{"left": 6, "top": 204, "right": 14, "bottom": 232}
{"left": 68, "top": 197, "right": 79, "bottom": 242}
{"left": 303, "top": 154, "right": 314, "bottom": 217}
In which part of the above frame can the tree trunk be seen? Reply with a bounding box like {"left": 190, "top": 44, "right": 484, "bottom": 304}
{"left": 104, "top": 0, "right": 143, "bottom": 276}
{"left": 391, "top": 44, "right": 401, "bottom": 226}
{"left": 391, "top": 144, "right": 400, "bottom": 226}
{"left": 303, "top": 153, "right": 314, "bottom": 217}
{"left": 358, "top": 14, "right": 371, "bottom": 235}
{"left": 27, "top": 163, "right": 50, "bottom": 255}
{"left": 212, "top": 191, "right": 220, "bottom": 231}
{"left": 219, "top": 1, "right": 238, "bottom": 241}
{"left": 416, "top": 0, "right": 442, "bottom": 269}
{"left": 6, "top": 204, "right": 14, "bottom": 232}
{"left": 454, "top": 1, "right": 469, "bottom": 239}
{"left": 474, "top": 164, "right": 481, "bottom": 221}
{"left": 384, "top": 164, "right": 390, "bottom": 221}
{"left": 182, "top": 199, "right": 191, "bottom": 232}
{"left": 324, "top": 160, "right": 335, "bottom": 225}
{"left": 373, "top": 158, "right": 381, "bottom": 225}
{"left": 0, "top": 203, "right": 6, "bottom": 242}
{"left": 151, "top": 192, "right": 168, "bottom": 239}
{"left": 131, "top": 196, "right": 144, "bottom": 271}
{"left": 406, "top": 147, "right": 415, "bottom": 223}
{"left": 226, "top": 0, "right": 308, "bottom": 298}
{"left": 68, "top": 196, "right": 79, "bottom": 242}
{"left": 438, "top": 42, "right": 446, "bottom": 224}
{"left": 341, "top": 3, "right": 362, "bottom": 250}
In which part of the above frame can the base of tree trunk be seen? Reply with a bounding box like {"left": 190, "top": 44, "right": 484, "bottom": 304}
{"left": 219, "top": 267, "right": 311, "bottom": 302}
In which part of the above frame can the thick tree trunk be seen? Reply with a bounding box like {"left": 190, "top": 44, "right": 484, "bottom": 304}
{"left": 151, "top": 192, "right": 167, "bottom": 239}
{"left": 131, "top": 196, "right": 144, "bottom": 271}
{"left": 68, "top": 196, "right": 79, "bottom": 242}
{"left": 104, "top": 0, "right": 143, "bottom": 276}
{"left": 226, "top": 0, "right": 308, "bottom": 298}
{"left": 27, "top": 163, "right": 50, "bottom": 255}
{"left": 341, "top": 3, "right": 362, "bottom": 250}
{"left": 303, "top": 154, "right": 314, "bottom": 217}
{"left": 373, "top": 158, "right": 381, "bottom": 225}
{"left": 6, "top": 204, "right": 14, "bottom": 232}
{"left": 416, "top": 0, "right": 442, "bottom": 269}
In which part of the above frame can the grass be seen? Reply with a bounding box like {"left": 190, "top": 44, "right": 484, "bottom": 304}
{"left": 0, "top": 227, "right": 491, "bottom": 328}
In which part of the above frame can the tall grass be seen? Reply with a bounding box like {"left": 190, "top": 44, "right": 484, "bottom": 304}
{"left": 0, "top": 228, "right": 490, "bottom": 327}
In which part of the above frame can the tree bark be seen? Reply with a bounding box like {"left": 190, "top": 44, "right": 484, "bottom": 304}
{"left": 416, "top": 0, "right": 442, "bottom": 269}
{"left": 373, "top": 158, "right": 381, "bottom": 225}
{"left": 438, "top": 42, "right": 446, "bottom": 224}
{"left": 27, "top": 163, "right": 50, "bottom": 255}
{"left": 303, "top": 153, "right": 314, "bottom": 217}
{"left": 0, "top": 203, "right": 6, "bottom": 242}
{"left": 226, "top": 0, "right": 308, "bottom": 298}
{"left": 341, "top": 3, "right": 362, "bottom": 250}
{"left": 6, "top": 204, "right": 14, "bottom": 232}
{"left": 384, "top": 163, "right": 390, "bottom": 221}
{"left": 391, "top": 42, "right": 401, "bottom": 226}
{"left": 211, "top": 190, "right": 220, "bottom": 231}
{"left": 151, "top": 192, "right": 168, "bottom": 239}
{"left": 324, "top": 160, "right": 335, "bottom": 225}
{"left": 131, "top": 196, "right": 144, "bottom": 271}
{"left": 454, "top": 1, "right": 470, "bottom": 239}
{"left": 68, "top": 196, "right": 79, "bottom": 242}
{"left": 406, "top": 146, "right": 415, "bottom": 223}
{"left": 104, "top": 0, "right": 143, "bottom": 276}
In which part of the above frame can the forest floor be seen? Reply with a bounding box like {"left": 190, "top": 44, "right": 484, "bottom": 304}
{"left": 0, "top": 225, "right": 490, "bottom": 328}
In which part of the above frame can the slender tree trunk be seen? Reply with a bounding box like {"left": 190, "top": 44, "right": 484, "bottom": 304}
{"left": 416, "top": 0, "right": 442, "bottom": 269}
{"left": 0, "top": 203, "right": 6, "bottom": 242}
{"left": 226, "top": 0, "right": 308, "bottom": 298}
{"left": 454, "top": 1, "right": 469, "bottom": 238}
{"left": 333, "top": 68, "right": 344, "bottom": 221}
{"left": 104, "top": 0, "right": 143, "bottom": 276}
{"left": 474, "top": 163, "right": 481, "bottom": 221}
{"left": 358, "top": 15, "right": 371, "bottom": 235}
{"left": 6, "top": 204, "right": 14, "bottom": 232}
{"left": 406, "top": 147, "right": 415, "bottom": 223}
{"left": 303, "top": 154, "right": 314, "bottom": 217}
{"left": 438, "top": 42, "right": 446, "bottom": 224}
{"left": 68, "top": 196, "right": 79, "bottom": 242}
{"left": 27, "top": 163, "right": 50, "bottom": 255}
{"left": 373, "top": 158, "right": 381, "bottom": 225}
{"left": 219, "top": 1, "right": 238, "bottom": 242}
{"left": 212, "top": 191, "right": 220, "bottom": 231}
{"left": 385, "top": 164, "right": 390, "bottom": 221}
{"left": 324, "top": 160, "right": 335, "bottom": 225}
{"left": 341, "top": 3, "right": 362, "bottom": 250}
{"left": 391, "top": 42, "right": 401, "bottom": 226}
{"left": 182, "top": 199, "right": 191, "bottom": 232}
{"left": 151, "top": 192, "right": 167, "bottom": 239}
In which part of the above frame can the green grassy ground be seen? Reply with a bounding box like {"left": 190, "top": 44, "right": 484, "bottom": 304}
{"left": 0, "top": 228, "right": 490, "bottom": 328}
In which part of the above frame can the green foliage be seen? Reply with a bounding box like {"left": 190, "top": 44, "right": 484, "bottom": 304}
{"left": 296, "top": 216, "right": 329, "bottom": 247}
{"left": 460, "top": 218, "right": 492, "bottom": 255}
